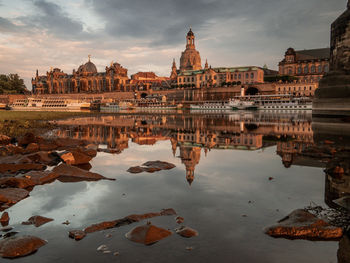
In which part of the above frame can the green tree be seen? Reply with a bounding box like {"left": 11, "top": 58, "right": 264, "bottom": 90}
{"left": 0, "top": 74, "right": 27, "bottom": 94}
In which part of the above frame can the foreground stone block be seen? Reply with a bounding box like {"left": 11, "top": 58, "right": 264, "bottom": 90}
{"left": 0, "top": 236, "right": 46, "bottom": 258}
{"left": 125, "top": 224, "right": 172, "bottom": 245}
{"left": 0, "top": 188, "right": 30, "bottom": 204}
{"left": 264, "top": 209, "right": 343, "bottom": 240}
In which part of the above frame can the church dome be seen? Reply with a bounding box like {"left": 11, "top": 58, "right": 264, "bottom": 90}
{"left": 77, "top": 57, "right": 98, "bottom": 74}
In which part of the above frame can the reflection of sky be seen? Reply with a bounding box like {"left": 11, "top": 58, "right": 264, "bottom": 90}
{"left": 5, "top": 140, "right": 337, "bottom": 263}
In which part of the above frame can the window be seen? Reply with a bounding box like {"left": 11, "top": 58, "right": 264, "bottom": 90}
{"left": 234, "top": 74, "right": 237, "bottom": 79}
{"left": 238, "top": 74, "right": 241, "bottom": 79}
{"left": 251, "top": 73, "right": 254, "bottom": 78}
{"left": 298, "top": 67, "right": 302, "bottom": 74}
{"left": 311, "top": 65, "right": 316, "bottom": 73}
{"left": 304, "top": 66, "right": 309, "bottom": 74}
{"left": 324, "top": 65, "right": 329, "bottom": 72}
{"left": 246, "top": 73, "right": 249, "bottom": 78}
{"left": 288, "top": 69, "right": 292, "bottom": 75}
{"left": 231, "top": 74, "right": 233, "bottom": 79}
{"left": 200, "top": 76, "right": 202, "bottom": 81}
{"left": 318, "top": 65, "right": 322, "bottom": 73}
{"left": 214, "top": 76, "right": 217, "bottom": 80}
{"left": 205, "top": 75, "right": 208, "bottom": 80}
{"left": 192, "top": 77, "right": 194, "bottom": 82}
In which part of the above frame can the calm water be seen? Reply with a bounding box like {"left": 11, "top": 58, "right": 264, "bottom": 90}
{"left": 4, "top": 111, "right": 350, "bottom": 263}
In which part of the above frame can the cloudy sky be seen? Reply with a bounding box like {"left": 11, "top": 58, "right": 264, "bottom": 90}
{"left": 0, "top": 0, "right": 347, "bottom": 89}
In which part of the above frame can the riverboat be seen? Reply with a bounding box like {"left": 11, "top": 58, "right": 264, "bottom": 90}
{"left": 239, "top": 95, "right": 313, "bottom": 110}
{"left": 190, "top": 100, "right": 256, "bottom": 110}
{"left": 10, "top": 98, "right": 91, "bottom": 111}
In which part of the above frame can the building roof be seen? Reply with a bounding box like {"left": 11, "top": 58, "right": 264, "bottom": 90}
{"left": 295, "top": 48, "right": 330, "bottom": 61}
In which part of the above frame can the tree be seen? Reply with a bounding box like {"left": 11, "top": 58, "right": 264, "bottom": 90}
{"left": 0, "top": 74, "right": 27, "bottom": 94}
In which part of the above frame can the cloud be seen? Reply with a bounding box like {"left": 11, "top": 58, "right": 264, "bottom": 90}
{"left": 0, "top": 0, "right": 347, "bottom": 89}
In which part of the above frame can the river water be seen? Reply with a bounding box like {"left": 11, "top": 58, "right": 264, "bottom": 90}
{"left": 4, "top": 111, "right": 350, "bottom": 263}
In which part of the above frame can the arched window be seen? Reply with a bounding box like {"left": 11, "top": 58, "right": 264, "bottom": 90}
{"left": 288, "top": 69, "right": 292, "bottom": 75}
{"left": 251, "top": 73, "right": 254, "bottom": 78}
{"left": 318, "top": 65, "right": 322, "bottom": 73}
{"left": 297, "top": 67, "right": 302, "bottom": 74}
{"left": 304, "top": 66, "right": 309, "bottom": 74}
{"left": 246, "top": 73, "right": 249, "bottom": 78}
{"left": 311, "top": 65, "right": 316, "bottom": 73}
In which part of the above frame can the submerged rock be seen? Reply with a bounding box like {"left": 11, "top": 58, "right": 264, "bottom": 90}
{"left": 0, "top": 135, "right": 11, "bottom": 146}
{"left": 23, "top": 171, "right": 60, "bottom": 186}
{"left": 142, "top": 161, "right": 176, "bottom": 170}
{"left": 127, "top": 161, "right": 176, "bottom": 174}
{"left": 0, "top": 188, "right": 29, "bottom": 204}
{"left": 175, "top": 226, "right": 198, "bottom": 238}
{"left": 0, "top": 212, "right": 9, "bottom": 226}
{"left": 264, "top": 209, "right": 343, "bottom": 240}
{"left": 72, "top": 208, "right": 177, "bottom": 241}
{"left": 68, "top": 230, "right": 86, "bottom": 241}
{"left": 0, "top": 177, "right": 35, "bottom": 189}
{"left": 0, "top": 236, "right": 46, "bottom": 258}
{"left": 125, "top": 223, "right": 172, "bottom": 245}
{"left": 22, "top": 216, "right": 53, "bottom": 227}
{"left": 176, "top": 216, "right": 184, "bottom": 224}
{"left": 25, "top": 151, "right": 60, "bottom": 166}
{"left": 0, "top": 163, "right": 46, "bottom": 175}
{"left": 52, "top": 163, "right": 113, "bottom": 182}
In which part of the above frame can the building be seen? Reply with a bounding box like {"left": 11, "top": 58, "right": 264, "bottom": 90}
{"left": 177, "top": 66, "right": 265, "bottom": 89}
{"left": 278, "top": 48, "right": 330, "bottom": 82}
{"left": 179, "top": 28, "right": 202, "bottom": 71}
{"left": 32, "top": 56, "right": 129, "bottom": 94}
{"left": 275, "top": 80, "right": 319, "bottom": 97}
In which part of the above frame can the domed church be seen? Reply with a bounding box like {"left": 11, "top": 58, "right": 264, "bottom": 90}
{"left": 179, "top": 28, "right": 202, "bottom": 71}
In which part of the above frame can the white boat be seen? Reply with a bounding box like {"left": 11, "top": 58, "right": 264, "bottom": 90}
{"left": 10, "top": 97, "right": 91, "bottom": 111}
{"left": 230, "top": 99, "right": 257, "bottom": 110}
{"left": 190, "top": 101, "right": 233, "bottom": 110}
{"left": 247, "top": 95, "right": 313, "bottom": 110}
{"left": 100, "top": 103, "right": 120, "bottom": 112}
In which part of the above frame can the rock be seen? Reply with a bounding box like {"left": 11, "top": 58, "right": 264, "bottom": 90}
{"left": 23, "top": 171, "right": 59, "bottom": 186}
{"left": 0, "top": 164, "right": 46, "bottom": 175}
{"left": 98, "top": 148, "right": 121, "bottom": 154}
{"left": 176, "top": 216, "right": 184, "bottom": 224}
{"left": 0, "top": 212, "right": 9, "bottom": 226}
{"left": 338, "top": 234, "right": 350, "bottom": 263}
{"left": 185, "top": 246, "right": 193, "bottom": 251}
{"left": 68, "top": 230, "right": 86, "bottom": 241}
{"left": 52, "top": 163, "right": 113, "bottom": 182}
{"left": 113, "top": 252, "right": 120, "bottom": 256}
{"left": 18, "top": 133, "right": 40, "bottom": 147}
{"left": 97, "top": 244, "right": 108, "bottom": 251}
{"left": 127, "top": 166, "right": 144, "bottom": 174}
{"left": 60, "top": 151, "right": 92, "bottom": 165}
{"left": 333, "top": 196, "right": 350, "bottom": 211}
{"left": 0, "top": 177, "right": 35, "bottom": 189}
{"left": 160, "top": 208, "right": 177, "bottom": 216}
{"left": 0, "top": 227, "right": 13, "bottom": 232}
{"left": 73, "top": 209, "right": 177, "bottom": 240}
{"left": 62, "top": 220, "right": 70, "bottom": 225}
{"left": 264, "top": 209, "right": 343, "bottom": 240}
{"left": 22, "top": 216, "right": 53, "bottom": 227}
{"left": 3, "top": 232, "right": 18, "bottom": 238}
{"left": 24, "top": 143, "right": 39, "bottom": 154}
{"left": 38, "top": 142, "right": 58, "bottom": 152}
{"left": 0, "top": 135, "right": 11, "bottom": 145}
{"left": 175, "top": 226, "right": 199, "bottom": 238}
{"left": 25, "top": 152, "right": 60, "bottom": 166}
{"left": 0, "top": 235, "right": 46, "bottom": 258}
{"left": 74, "top": 163, "right": 92, "bottom": 171}
{"left": 127, "top": 161, "right": 176, "bottom": 174}
{"left": 142, "top": 161, "right": 176, "bottom": 170}
{"left": 0, "top": 188, "right": 29, "bottom": 204}
{"left": 0, "top": 145, "right": 24, "bottom": 156}
{"left": 125, "top": 224, "right": 172, "bottom": 245}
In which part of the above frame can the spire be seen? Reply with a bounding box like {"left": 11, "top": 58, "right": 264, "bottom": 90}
{"left": 88, "top": 54, "right": 91, "bottom": 62}
{"left": 172, "top": 58, "right": 176, "bottom": 69}
{"left": 205, "top": 59, "right": 208, "bottom": 69}
{"left": 36, "top": 69, "right": 38, "bottom": 77}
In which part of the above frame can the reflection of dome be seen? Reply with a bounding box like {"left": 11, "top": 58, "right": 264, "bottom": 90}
{"left": 77, "top": 59, "right": 97, "bottom": 74}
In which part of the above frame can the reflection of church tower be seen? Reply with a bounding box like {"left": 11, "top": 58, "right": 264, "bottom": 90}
{"left": 170, "top": 137, "right": 178, "bottom": 157}
{"left": 180, "top": 146, "right": 201, "bottom": 185}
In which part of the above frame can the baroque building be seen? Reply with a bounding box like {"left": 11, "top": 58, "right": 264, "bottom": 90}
{"left": 179, "top": 28, "right": 202, "bottom": 71}
{"left": 32, "top": 56, "right": 129, "bottom": 94}
{"left": 278, "top": 48, "right": 330, "bottom": 82}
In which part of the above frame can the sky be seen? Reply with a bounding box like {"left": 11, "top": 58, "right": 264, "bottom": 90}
{"left": 0, "top": 0, "right": 347, "bottom": 89}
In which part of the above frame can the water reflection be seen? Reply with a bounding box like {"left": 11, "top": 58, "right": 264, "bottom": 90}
{"left": 55, "top": 111, "right": 316, "bottom": 184}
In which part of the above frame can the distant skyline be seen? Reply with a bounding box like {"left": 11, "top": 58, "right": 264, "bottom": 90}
{"left": 0, "top": 0, "right": 347, "bottom": 89}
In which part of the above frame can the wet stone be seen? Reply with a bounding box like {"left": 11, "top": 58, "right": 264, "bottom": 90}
{"left": 0, "top": 235, "right": 47, "bottom": 258}
{"left": 0, "top": 212, "right": 9, "bottom": 226}
{"left": 0, "top": 188, "right": 30, "bottom": 204}
{"left": 68, "top": 230, "right": 86, "bottom": 241}
{"left": 22, "top": 216, "right": 54, "bottom": 227}
{"left": 125, "top": 223, "right": 172, "bottom": 245}
{"left": 264, "top": 209, "right": 343, "bottom": 240}
{"left": 175, "top": 226, "right": 199, "bottom": 238}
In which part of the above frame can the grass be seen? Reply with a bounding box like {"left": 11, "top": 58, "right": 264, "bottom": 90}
{"left": 0, "top": 111, "right": 94, "bottom": 138}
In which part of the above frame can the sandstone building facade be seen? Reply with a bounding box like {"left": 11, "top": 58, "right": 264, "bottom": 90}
{"left": 278, "top": 48, "right": 330, "bottom": 82}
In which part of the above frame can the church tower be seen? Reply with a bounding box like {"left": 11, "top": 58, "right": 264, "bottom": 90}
{"left": 170, "top": 58, "right": 178, "bottom": 79}
{"left": 180, "top": 28, "right": 202, "bottom": 71}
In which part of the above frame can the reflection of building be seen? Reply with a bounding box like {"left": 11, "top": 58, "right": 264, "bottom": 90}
{"left": 179, "top": 146, "right": 201, "bottom": 185}
{"left": 278, "top": 48, "right": 330, "bottom": 83}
